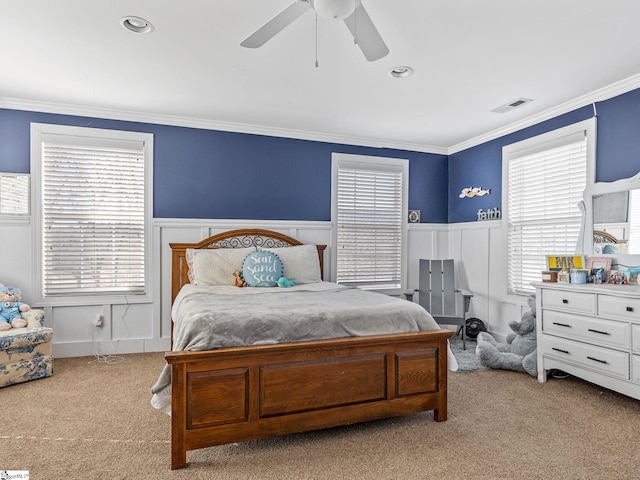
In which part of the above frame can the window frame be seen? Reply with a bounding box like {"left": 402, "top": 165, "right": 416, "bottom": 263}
{"left": 330, "top": 152, "right": 409, "bottom": 295}
{"left": 30, "top": 123, "right": 154, "bottom": 306}
{"left": 501, "top": 118, "right": 596, "bottom": 299}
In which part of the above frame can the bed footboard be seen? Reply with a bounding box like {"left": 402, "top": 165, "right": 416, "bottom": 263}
{"left": 166, "top": 330, "right": 452, "bottom": 469}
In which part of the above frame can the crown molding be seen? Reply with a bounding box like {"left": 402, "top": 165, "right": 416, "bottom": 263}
{"left": 0, "top": 97, "right": 448, "bottom": 156}
{"left": 448, "top": 73, "right": 640, "bottom": 154}
{"left": 3, "top": 72, "right": 639, "bottom": 157}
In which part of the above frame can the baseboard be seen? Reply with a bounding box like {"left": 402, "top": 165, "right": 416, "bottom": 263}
{"left": 52, "top": 338, "right": 169, "bottom": 358}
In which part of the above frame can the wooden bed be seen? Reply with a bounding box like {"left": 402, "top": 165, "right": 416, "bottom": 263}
{"left": 165, "top": 228, "right": 452, "bottom": 469}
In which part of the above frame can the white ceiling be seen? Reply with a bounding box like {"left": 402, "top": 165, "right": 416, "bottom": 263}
{"left": 2, "top": 0, "right": 640, "bottom": 153}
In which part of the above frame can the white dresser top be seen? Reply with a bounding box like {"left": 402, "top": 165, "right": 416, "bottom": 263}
{"left": 533, "top": 281, "right": 640, "bottom": 298}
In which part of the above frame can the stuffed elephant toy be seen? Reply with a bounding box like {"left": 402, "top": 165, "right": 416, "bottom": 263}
{"left": 476, "top": 295, "right": 537, "bottom": 377}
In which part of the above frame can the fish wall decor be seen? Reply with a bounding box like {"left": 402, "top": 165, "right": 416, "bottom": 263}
{"left": 460, "top": 187, "right": 491, "bottom": 198}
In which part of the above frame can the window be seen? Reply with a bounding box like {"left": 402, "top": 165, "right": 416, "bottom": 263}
{"left": 331, "top": 153, "right": 408, "bottom": 292}
{"left": 503, "top": 119, "right": 595, "bottom": 296}
{"left": 0, "top": 173, "right": 29, "bottom": 215}
{"left": 31, "top": 124, "right": 153, "bottom": 304}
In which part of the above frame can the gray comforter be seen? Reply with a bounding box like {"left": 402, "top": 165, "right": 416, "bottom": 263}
{"left": 151, "top": 282, "right": 455, "bottom": 408}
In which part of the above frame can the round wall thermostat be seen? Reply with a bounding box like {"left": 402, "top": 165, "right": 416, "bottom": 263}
{"left": 408, "top": 210, "right": 420, "bottom": 223}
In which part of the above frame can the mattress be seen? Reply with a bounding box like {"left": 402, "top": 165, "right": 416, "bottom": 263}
{"left": 151, "top": 281, "right": 457, "bottom": 409}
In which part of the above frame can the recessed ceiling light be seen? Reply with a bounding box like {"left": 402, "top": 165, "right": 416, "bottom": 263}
{"left": 120, "top": 16, "right": 154, "bottom": 34}
{"left": 388, "top": 66, "right": 414, "bottom": 78}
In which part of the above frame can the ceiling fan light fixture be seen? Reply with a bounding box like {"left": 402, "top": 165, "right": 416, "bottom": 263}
{"left": 120, "top": 16, "right": 154, "bottom": 34}
{"left": 312, "top": 0, "right": 356, "bottom": 20}
{"left": 241, "top": 0, "right": 387, "bottom": 62}
{"left": 389, "top": 66, "right": 414, "bottom": 78}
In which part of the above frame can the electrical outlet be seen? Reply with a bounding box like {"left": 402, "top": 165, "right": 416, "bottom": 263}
{"left": 92, "top": 314, "right": 103, "bottom": 327}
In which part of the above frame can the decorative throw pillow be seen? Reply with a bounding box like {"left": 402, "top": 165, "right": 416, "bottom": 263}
{"left": 186, "top": 247, "right": 256, "bottom": 285}
{"left": 242, "top": 251, "right": 283, "bottom": 287}
{"left": 261, "top": 244, "right": 321, "bottom": 283}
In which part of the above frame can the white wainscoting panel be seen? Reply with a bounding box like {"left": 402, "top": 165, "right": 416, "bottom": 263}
{"left": 448, "top": 220, "right": 517, "bottom": 341}
{"left": 406, "top": 223, "right": 448, "bottom": 290}
{"left": 0, "top": 217, "right": 524, "bottom": 357}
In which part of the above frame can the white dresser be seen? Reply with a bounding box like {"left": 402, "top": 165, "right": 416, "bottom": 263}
{"left": 534, "top": 281, "right": 640, "bottom": 400}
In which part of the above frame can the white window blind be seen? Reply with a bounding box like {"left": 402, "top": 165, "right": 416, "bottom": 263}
{"left": 628, "top": 189, "right": 640, "bottom": 254}
{"left": 335, "top": 160, "right": 406, "bottom": 289}
{"left": 507, "top": 132, "right": 588, "bottom": 295}
{"left": 40, "top": 135, "right": 146, "bottom": 296}
{"left": 0, "top": 174, "right": 29, "bottom": 215}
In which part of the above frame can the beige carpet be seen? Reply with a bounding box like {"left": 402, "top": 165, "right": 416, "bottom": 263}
{"left": 3, "top": 352, "right": 640, "bottom": 480}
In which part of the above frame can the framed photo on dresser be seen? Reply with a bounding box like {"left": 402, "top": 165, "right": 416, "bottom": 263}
{"left": 546, "top": 255, "right": 585, "bottom": 271}
{"left": 586, "top": 256, "right": 612, "bottom": 279}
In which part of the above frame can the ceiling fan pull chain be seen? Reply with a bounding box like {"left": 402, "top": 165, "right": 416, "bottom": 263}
{"left": 353, "top": 0, "right": 358, "bottom": 44}
{"left": 315, "top": 12, "right": 319, "bottom": 67}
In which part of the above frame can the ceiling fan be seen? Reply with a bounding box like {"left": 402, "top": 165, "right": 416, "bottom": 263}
{"left": 240, "top": 0, "right": 389, "bottom": 62}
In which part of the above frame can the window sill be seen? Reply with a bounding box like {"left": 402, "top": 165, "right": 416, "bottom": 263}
{"left": 34, "top": 292, "right": 152, "bottom": 307}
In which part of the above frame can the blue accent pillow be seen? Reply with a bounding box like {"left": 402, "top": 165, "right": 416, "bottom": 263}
{"left": 242, "top": 251, "right": 283, "bottom": 287}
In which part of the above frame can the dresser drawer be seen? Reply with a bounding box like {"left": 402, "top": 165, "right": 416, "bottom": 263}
{"left": 541, "top": 289, "right": 595, "bottom": 314}
{"left": 632, "top": 324, "right": 640, "bottom": 353}
{"left": 542, "top": 335, "right": 629, "bottom": 379}
{"left": 543, "top": 310, "right": 629, "bottom": 349}
{"left": 598, "top": 295, "right": 640, "bottom": 321}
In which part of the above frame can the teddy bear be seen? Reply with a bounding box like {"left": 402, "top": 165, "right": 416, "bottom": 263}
{"left": 0, "top": 286, "right": 30, "bottom": 331}
{"left": 232, "top": 271, "right": 247, "bottom": 287}
{"left": 475, "top": 294, "right": 537, "bottom": 377}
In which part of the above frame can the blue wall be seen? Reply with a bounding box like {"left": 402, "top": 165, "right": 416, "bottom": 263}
{"left": 594, "top": 88, "right": 640, "bottom": 182}
{"left": 448, "top": 87, "right": 640, "bottom": 223}
{"left": 3, "top": 85, "right": 640, "bottom": 224}
{"left": 0, "top": 109, "right": 448, "bottom": 222}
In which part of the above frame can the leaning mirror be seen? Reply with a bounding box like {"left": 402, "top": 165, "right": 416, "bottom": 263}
{"left": 583, "top": 171, "right": 640, "bottom": 255}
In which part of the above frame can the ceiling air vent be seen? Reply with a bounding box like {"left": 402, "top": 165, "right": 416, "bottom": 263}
{"left": 491, "top": 98, "right": 532, "bottom": 113}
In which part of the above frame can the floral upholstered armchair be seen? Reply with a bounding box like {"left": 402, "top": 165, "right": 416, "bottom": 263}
{"left": 0, "top": 283, "right": 53, "bottom": 387}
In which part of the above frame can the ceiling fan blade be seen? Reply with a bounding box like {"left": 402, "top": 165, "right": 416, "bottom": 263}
{"left": 343, "top": 4, "right": 389, "bottom": 61}
{"left": 241, "top": 1, "right": 312, "bottom": 48}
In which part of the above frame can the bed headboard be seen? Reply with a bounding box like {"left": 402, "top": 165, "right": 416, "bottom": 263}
{"left": 169, "top": 228, "right": 326, "bottom": 303}
{"left": 593, "top": 230, "right": 620, "bottom": 244}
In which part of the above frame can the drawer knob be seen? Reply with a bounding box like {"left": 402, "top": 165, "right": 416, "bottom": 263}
{"left": 562, "top": 299, "right": 569, "bottom": 304}
{"left": 626, "top": 306, "right": 634, "bottom": 312}
{"left": 587, "top": 356, "right": 609, "bottom": 365}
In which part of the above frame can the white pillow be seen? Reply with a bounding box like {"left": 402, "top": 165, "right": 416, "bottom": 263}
{"left": 261, "top": 244, "right": 321, "bottom": 284}
{"left": 186, "top": 247, "right": 256, "bottom": 286}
